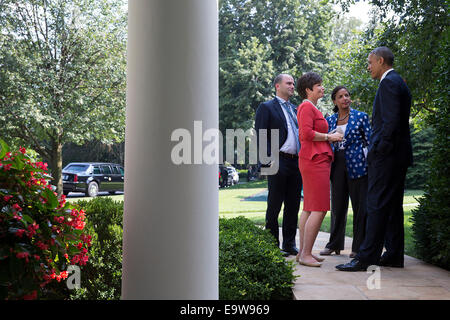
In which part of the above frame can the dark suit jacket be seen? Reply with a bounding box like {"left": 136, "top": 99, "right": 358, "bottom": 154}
{"left": 369, "top": 70, "right": 413, "bottom": 167}
{"left": 255, "top": 98, "right": 294, "bottom": 162}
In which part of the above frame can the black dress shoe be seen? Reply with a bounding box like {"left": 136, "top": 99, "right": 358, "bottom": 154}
{"left": 379, "top": 258, "right": 404, "bottom": 268}
{"left": 335, "top": 259, "right": 369, "bottom": 272}
{"left": 282, "top": 246, "right": 299, "bottom": 256}
{"left": 280, "top": 249, "right": 290, "bottom": 257}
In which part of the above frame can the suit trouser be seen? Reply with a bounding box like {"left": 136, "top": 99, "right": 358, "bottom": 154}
{"left": 326, "top": 150, "right": 368, "bottom": 252}
{"left": 266, "top": 156, "right": 302, "bottom": 249}
{"left": 356, "top": 152, "right": 407, "bottom": 265}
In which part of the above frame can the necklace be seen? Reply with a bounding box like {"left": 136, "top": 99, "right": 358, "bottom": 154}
{"left": 338, "top": 113, "right": 349, "bottom": 121}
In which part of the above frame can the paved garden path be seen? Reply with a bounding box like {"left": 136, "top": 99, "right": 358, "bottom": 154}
{"left": 282, "top": 230, "right": 450, "bottom": 300}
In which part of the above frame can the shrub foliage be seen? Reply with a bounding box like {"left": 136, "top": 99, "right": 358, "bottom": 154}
{"left": 411, "top": 41, "right": 450, "bottom": 270}
{"left": 69, "top": 197, "right": 123, "bottom": 299}
{"left": 0, "top": 139, "right": 92, "bottom": 300}
{"left": 219, "top": 217, "right": 297, "bottom": 300}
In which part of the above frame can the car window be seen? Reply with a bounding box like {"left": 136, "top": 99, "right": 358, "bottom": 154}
{"left": 112, "top": 166, "right": 120, "bottom": 174}
{"left": 101, "top": 165, "right": 112, "bottom": 174}
{"left": 64, "top": 165, "right": 89, "bottom": 173}
{"left": 119, "top": 167, "right": 124, "bottom": 175}
{"left": 93, "top": 166, "right": 101, "bottom": 174}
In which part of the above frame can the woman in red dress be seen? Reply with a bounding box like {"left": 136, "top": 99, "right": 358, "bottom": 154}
{"left": 296, "top": 72, "right": 343, "bottom": 267}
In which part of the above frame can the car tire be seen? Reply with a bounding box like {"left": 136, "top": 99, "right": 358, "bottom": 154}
{"left": 86, "top": 181, "right": 99, "bottom": 197}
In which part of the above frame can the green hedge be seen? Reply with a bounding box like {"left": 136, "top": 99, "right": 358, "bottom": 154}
{"left": 410, "top": 44, "right": 450, "bottom": 271}
{"left": 219, "top": 217, "right": 297, "bottom": 300}
{"left": 69, "top": 197, "right": 123, "bottom": 299}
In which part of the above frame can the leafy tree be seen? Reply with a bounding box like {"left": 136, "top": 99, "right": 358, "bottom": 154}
{"left": 322, "top": 33, "right": 379, "bottom": 114}
{"left": 0, "top": 0, "right": 127, "bottom": 194}
{"left": 220, "top": 37, "right": 274, "bottom": 133}
{"left": 331, "top": 0, "right": 448, "bottom": 122}
{"left": 219, "top": 0, "right": 335, "bottom": 134}
{"left": 219, "top": 0, "right": 337, "bottom": 163}
{"left": 330, "top": 15, "right": 364, "bottom": 47}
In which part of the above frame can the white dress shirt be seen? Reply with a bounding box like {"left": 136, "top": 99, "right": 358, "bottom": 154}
{"left": 276, "top": 96, "right": 298, "bottom": 155}
{"left": 380, "top": 68, "right": 394, "bottom": 82}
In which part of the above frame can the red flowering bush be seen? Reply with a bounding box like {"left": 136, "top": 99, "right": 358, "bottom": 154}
{"left": 0, "top": 139, "right": 92, "bottom": 300}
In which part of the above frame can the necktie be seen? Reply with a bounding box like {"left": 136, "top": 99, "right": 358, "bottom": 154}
{"left": 282, "top": 101, "right": 300, "bottom": 153}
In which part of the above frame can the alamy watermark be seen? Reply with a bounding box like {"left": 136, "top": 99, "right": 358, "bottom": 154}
{"left": 366, "top": 265, "right": 381, "bottom": 290}
{"left": 66, "top": 265, "right": 81, "bottom": 290}
{"left": 170, "top": 121, "right": 280, "bottom": 175}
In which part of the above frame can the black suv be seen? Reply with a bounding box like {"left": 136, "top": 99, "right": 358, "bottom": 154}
{"left": 62, "top": 162, "right": 124, "bottom": 197}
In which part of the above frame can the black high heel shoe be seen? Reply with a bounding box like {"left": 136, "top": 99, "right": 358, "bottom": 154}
{"left": 319, "top": 248, "right": 340, "bottom": 255}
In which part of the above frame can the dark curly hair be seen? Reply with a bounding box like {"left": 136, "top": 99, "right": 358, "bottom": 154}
{"left": 331, "top": 86, "right": 350, "bottom": 113}
{"left": 296, "top": 72, "right": 322, "bottom": 100}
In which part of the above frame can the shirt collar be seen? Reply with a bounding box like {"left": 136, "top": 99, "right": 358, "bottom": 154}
{"left": 380, "top": 68, "right": 394, "bottom": 82}
{"left": 302, "top": 99, "right": 317, "bottom": 108}
{"left": 276, "top": 96, "right": 289, "bottom": 105}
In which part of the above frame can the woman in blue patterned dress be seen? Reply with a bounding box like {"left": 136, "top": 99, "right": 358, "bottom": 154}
{"left": 320, "top": 86, "right": 372, "bottom": 258}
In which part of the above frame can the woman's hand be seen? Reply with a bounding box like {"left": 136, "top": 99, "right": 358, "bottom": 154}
{"left": 328, "top": 132, "right": 343, "bottom": 142}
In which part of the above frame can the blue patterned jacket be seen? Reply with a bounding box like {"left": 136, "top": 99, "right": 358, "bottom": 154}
{"left": 326, "top": 108, "right": 371, "bottom": 179}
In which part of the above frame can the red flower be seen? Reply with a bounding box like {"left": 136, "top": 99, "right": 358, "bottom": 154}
{"left": 12, "top": 203, "right": 22, "bottom": 212}
{"left": 74, "top": 220, "right": 86, "bottom": 230}
{"left": 60, "top": 271, "right": 68, "bottom": 280}
{"left": 13, "top": 213, "right": 22, "bottom": 221}
{"left": 34, "top": 161, "right": 48, "bottom": 172}
{"left": 14, "top": 229, "right": 26, "bottom": 238}
{"left": 19, "top": 146, "right": 26, "bottom": 154}
{"left": 58, "top": 194, "right": 66, "bottom": 208}
{"left": 3, "top": 195, "right": 13, "bottom": 202}
{"left": 23, "top": 290, "right": 37, "bottom": 300}
{"left": 81, "top": 234, "right": 93, "bottom": 246}
{"left": 16, "top": 251, "right": 30, "bottom": 263}
{"left": 26, "top": 223, "right": 39, "bottom": 238}
{"left": 35, "top": 241, "right": 49, "bottom": 251}
{"left": 53, "top": 216, "right": 65, "bottom": 224}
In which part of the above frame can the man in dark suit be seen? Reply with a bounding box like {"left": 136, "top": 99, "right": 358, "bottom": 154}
{"left": 336, "top": 47, "right": 413, "bottom": 271}
{"left": 255, "top": 74, "right": 303, "bottom": 256}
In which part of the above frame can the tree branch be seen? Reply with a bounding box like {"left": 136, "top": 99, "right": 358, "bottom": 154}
{"left": 7, "top": 111, "right": 52, "bottom": 160}
{"left": 412, "top": 102, "right": 438, "bottom": 118}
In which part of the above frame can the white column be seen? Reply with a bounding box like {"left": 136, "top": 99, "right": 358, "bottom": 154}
{"left": 122, "top": 0, "right": 218, "bottom": 299}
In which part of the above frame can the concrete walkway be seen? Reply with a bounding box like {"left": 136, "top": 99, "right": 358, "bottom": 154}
{"left": 284, "top": 230, "right": 450, "bottom": 300}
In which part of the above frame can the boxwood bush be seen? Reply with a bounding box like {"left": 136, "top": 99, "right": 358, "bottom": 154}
{"left": 69, "top": 197, "right": 123, "bottom": 299}
{"left": 219, "top": 217, "right": 297, "bottom": 300}
{"left": 411, "top": 49, "right": 450, "bottom": 271}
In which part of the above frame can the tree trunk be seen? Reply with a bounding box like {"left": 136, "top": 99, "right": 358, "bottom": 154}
{"left": 50, "top": 140, "right": 63, "bottom": 196}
